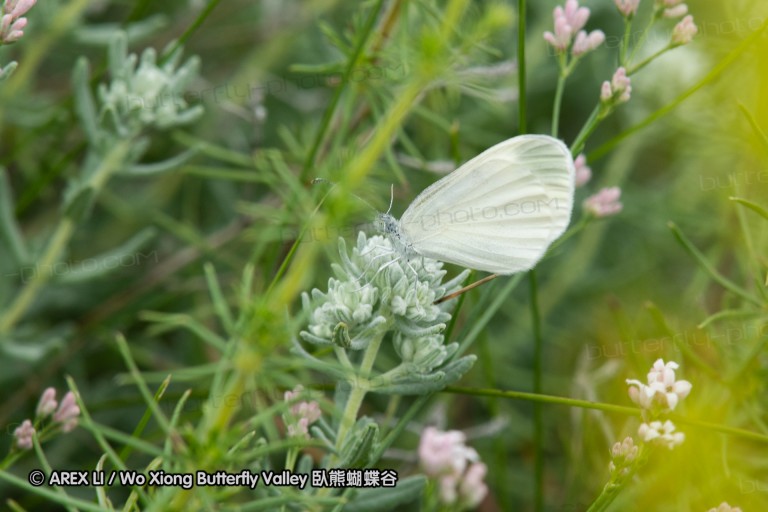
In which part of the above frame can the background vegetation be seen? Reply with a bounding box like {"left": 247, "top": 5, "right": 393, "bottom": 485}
{"left": 0, "top": 0, "right": 766, "bottom": 510}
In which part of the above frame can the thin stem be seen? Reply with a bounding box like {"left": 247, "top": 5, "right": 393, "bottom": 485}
{"left": 517, "top": 0, "right": 527, "bottom": 133}
{"left": 570, "top": 104, "right": 602, "bottom": 156}
{"left": 333, "top": 331, "right": 385, "bottom": 456}
{"left": 628, "top": 11, "right": 659, "bottom": 64}
{"left": 628, "top": 44, "right": 672, "bottom": 75}
{"left": 551, "top": 70, "right": 567, "bottom": 137}
{"left": 529, "top": 269, "right": 544, "bottom": 512}
{"left": 619, "top": 17, "right": 632, "bottom": 66}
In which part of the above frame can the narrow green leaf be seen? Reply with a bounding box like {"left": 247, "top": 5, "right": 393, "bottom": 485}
{"left": 0, "top": 169, "right": 29, "bottom": 265}
{"left": 730, "top": 196, "right": 768, "bottom": 221}
{"left": 72, "top": 57, "right": 98, "bottom": 143}
{"left": 119, "top": 148, "right": 197, "bottom": 176}
{"left": 738, "top": 102, "right": 768, "bottom": 155}
{"left": 74, "top": 15, "right": 167, "bottom": 45}
{"left": 56, "top": 228, "right": 157, "bottom": 283}
{"left": 667, "top": 222, "right": 761, "bottom": 306}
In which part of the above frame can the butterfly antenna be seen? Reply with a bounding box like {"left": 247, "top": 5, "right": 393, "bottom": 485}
{"left": 311, "top": 177, "right": 383, "bottom": 216}
{"left": 386, "top": 184, "right": 394, "bottom": 214}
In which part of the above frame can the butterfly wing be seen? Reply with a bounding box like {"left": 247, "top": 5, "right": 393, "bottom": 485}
{"left": 399, "top": 134, "right": 574, "bottom": 274}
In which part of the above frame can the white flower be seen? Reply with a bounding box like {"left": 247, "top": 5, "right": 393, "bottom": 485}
{"left": 638, "top": 420, "right": 685, "bottom": 449}
{"left": 707, "top": 502, "right": 742, "bottom": 512}
{"left": 627, "top": 358, "right": 692, "bottom": 411}
{"left": 609, "top": 436, "right": 638, "bottom": 475}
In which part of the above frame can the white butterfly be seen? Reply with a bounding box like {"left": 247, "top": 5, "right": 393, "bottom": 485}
{"left": 376, "top": 134, "right": 575, "bottom": 275}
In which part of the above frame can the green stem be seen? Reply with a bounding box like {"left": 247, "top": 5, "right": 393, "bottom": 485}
{"left": 619, "top": 17, "right": 632, "bottom": 66}
{"left": 529, "top": 269, "right": 544, "bottom": 512}
{"left": 551, "top": 70, "right": 567, "bottom": 137}
{"left": 628, "top": 11, "right": 660, "bottom": 65}
{"left": 628, "top": 44, "right": 672, "bottom": 75}
{"left": 570, "top": 104, "right": 602, "bottom": 156}
{"left": 333, "top": 331, "right": 385, "bottom": 457}
{"left": 0, "top": 140, "right": 132, "bottom": 337}
{"left": 517, "top": 0, "right": 527, "bottom": 133}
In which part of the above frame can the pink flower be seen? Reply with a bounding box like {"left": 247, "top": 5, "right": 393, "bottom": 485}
{"left": 560, "top": 0, "right": 590, "bottom": 33}
{"left": 583, "top": 187, "right": 623, "bottom": 218}
{"left": 671, "top": 15, "right": 697, "bottom": 45}
{"left": 544, "top": 14, "right": 573, "bottom": 52}
{"left": 572, "top": 29, "right": 605, "bottom": 56}
{"left": 418, "top": 426, "right": 477, "bottom": 477}
{"left": 543, "top": 0, "right": 594, "bottom": 54}
{"left": 458, "top": 462, "right": 488, "bottom": 508}
{"left": 14, "top": 419, "right": 35, "bottom": 450}
{"left": 283, "top": 385, "right": 322, "bottom": 439}
{"left": 600, "top": 68, "right": 632, "bottom": 105}
{"left": 0, "top": 0, "right": 36, "bottom": 44}
{"left": 419, "top": 427, "right": 487, "bottom": 507}
{"left": 53, "top": 391, "right": 80, "bottom": 432}
{"left": 614, "top": 0, "right": 641, "bottom": 17}
{"left": 36, "top": 387, "right": 58, "bottom": 418}
{"left": 574, "top": 154, "right": 592, "bottom": 187}
{"left": 663, "top": 4, "right": 688, "bottom": 18}
{"left": 4, "top": 0, "right": 35, "bottom": 18}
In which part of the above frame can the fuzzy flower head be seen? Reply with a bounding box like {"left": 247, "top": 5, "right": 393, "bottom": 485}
{"left": 572, "top": 29, "right": 606, "bottom": 57}
{"left": 544, "top": 0, "right": 602, "bottom": 57}
{"left": 614, "top": 0, "right": 640, "bottom": 18}
{"left": 583, "top": 187, "right": 623, "bottom": 218}
{"left": 52, "top": 391, "right": 80, "bottom": 432}
{"left": 301, "top": 232, "right": 468, "bottom": 359}
{"left": 626, "top": 358, "right": 692, "bottom": 412}
{"left": 574, "top": 154, "right": 592, "bottom": 187}
{"left": 98, "top": 34, "right": 203, "bottom": 137}
{"left": 600, "top": 67, "right": 632, "bottom": 105}
{"left": 608, "top": 436, "right": 638, "bottom": 475}
{"left": 671, "top": 15, "right": 698, "bottom": 45}
{"left": 638, "top": 420, "right": 684, "bottom": 449}
{"left": 419, "top": 427, "right": 488, "bottom": 508}
{"left": 707, "top": 503, "right": 742, "bottom": 512}
{"left": 13, "top": 419, "right": 35, "bottom": 450}
{"left": 36, "top": 387, "right": 57, "bottom": 418}
{"left": 0, "top": 0, "right": 36, "bottom": 44}
{"left": 656, "top": 0, "right": 688, "bottom": 19}
{"left": 283, "top": 385, "right": 322, "bottom": 439}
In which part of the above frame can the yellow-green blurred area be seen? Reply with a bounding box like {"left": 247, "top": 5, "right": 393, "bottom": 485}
{"left": 0, "top": 0, "right": 766, "bottom": 510}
